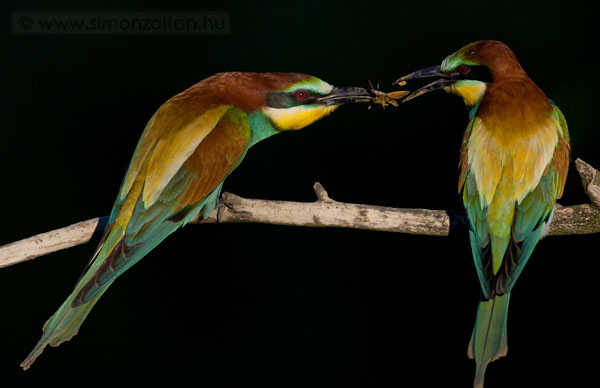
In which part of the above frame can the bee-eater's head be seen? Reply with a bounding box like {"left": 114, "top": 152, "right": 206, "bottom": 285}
{"left": 200, "top": 72, "right": 376, "bottom": 130}
{"left": 261, "top": 74, "right": 374, "bottom": 130}
{"left": 395, "top": 40, "right": 526, "bottom": 107}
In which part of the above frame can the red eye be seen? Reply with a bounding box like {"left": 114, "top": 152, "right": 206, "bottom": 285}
{"left": 296, "top": 90, "right": 307, "bottom": 100}
{"left": 457, "top": 64, "right": 470, "bottom": 76}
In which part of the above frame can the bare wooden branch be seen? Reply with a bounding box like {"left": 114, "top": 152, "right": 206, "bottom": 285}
{"left": 1, "top": 159, "right": 599, "bottom": 270}
{"left": 0, "top": 217, "right": 108, "bottom": 269}
{"left": 213, "top": 191, "right": 453, "bottom": 235}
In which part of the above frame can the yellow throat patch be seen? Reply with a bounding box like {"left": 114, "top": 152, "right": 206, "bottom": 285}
{"left": 447, "top": 81, "right": 487, "bottom": 107}
{"left": 263, "top": 105, "right": 339, "bottom": 130}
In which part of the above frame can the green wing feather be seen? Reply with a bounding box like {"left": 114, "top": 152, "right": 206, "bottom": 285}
{"left": 463, "top": 170, "right": 493, "bottom": 297}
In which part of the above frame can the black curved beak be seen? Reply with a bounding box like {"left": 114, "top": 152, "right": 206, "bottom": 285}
{"left": 393, "top": 65, "right": 454, "bottom": 102}
{"left": 317, "top": 86, "right": 375, "bottom": 106}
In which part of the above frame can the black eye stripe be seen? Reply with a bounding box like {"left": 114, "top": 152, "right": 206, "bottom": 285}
{"left": 456, "top": 65, "right": 494, "bottom": 83}
{"left": 266, "top": 90, "right": 320, "bottom": 108}
{"left": 468, "top": 65, "right": 494, "bottom": 83}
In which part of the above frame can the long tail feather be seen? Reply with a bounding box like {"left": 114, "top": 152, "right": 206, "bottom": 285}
{"left": 20, "top": 284, "right": 111, "bottom": 370}
{"left": 19, "top": 225, "right": 126, "bottom": 370}
{"left": 467, "top": 293, "right": 511, "bottom": 388}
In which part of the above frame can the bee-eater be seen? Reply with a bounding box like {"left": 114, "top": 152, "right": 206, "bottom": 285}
{"left": 21, "top": 72, "right": 380, "bottom": 369}
{"left": 395, "top": 41, "right": 570, "bottom": 387}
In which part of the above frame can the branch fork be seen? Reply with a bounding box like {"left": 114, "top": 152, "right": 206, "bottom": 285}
{"left": 575, "top": 159, "right": 600, "bottom": 208}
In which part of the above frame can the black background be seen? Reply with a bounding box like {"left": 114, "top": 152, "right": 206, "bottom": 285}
{"left": 2, "top": 1, "right": 598, "bottom": 387}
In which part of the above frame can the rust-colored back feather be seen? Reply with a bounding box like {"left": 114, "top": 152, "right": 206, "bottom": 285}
{"left": 177, "top": 108, "right": 250, "bottom": 210}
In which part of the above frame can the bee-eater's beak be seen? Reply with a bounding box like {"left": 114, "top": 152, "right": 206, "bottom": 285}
{"left": 317, "top": 86, "right": 376, "bottom": 106}
{"left": 393, "top": 65, "right": 455, "bottom": 102}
